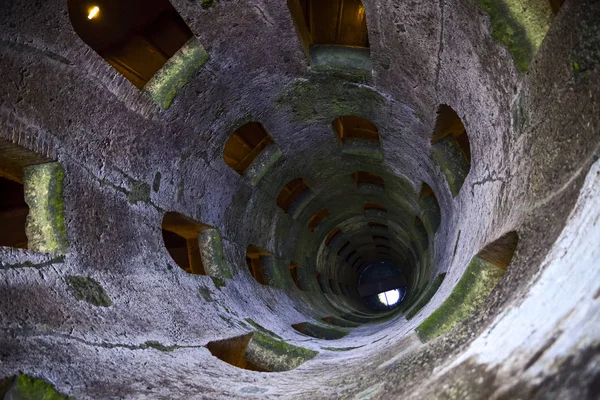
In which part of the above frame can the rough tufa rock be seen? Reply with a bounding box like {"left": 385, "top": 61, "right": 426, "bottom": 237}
{"left": 66, "top": 276, "right": 113, "bottom": 307}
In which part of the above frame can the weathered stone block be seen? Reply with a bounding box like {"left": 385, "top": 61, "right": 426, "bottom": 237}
{"left": 145, "top": 37, "right": 209, "bottom": 109}
{"left": 199, "top": 228, "right": 232, "bottom": 280}
{"left": 243, "top": 143, "right": 283, "bottom": 186}
{"left": 24, "top": 162, "right": 68, "bottom": 254}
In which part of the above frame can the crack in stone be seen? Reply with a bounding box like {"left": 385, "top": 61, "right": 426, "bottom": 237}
{"left": 253, "top": 5, "right": 275, "bottom": 27}
{"left": 3, "top": 329, "right": 205, "bottom": 353}
{"left": 434, "top": 0, "right": 445, "bottom": 100}
{"left": 470, "top": 175, "right": 506, "bottom": 196}
{"left": 1, "top": 255, "right": 66, "bottom": 270}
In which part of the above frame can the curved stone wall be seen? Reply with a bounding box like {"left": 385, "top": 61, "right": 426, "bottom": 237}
{"left": 0, "top": 0, "right": 598, "bottom": 398}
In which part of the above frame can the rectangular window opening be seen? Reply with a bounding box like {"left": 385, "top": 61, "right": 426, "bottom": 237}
{"left": 0, "top": 139, "right": 54, "bottom": 250}
{"left": 246, "top": 245, "right": 271, "bottom": 285}
{"left": 308, "top": 209, "right": 329, "bottom": 232}
{"left": 224, "top": 122, "right": 274, "bottom": 175}
{"left": 353, "top": 171, "right": 384, "bottom": 188}
{"left": 69, "top": 0, "right": 195, "bottom": 89}
{"left": 162, "top": 212, "right": 210, "bottom": 275}
{"left": 277, "top": 178, "right": 310, "bottom": 213}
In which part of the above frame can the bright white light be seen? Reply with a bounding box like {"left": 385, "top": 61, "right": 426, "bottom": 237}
{"left": 88, "top": 6, "right": 99, "bottom": 20}
{"left": 378, "top": 289, "right": 400, "bottom": 306}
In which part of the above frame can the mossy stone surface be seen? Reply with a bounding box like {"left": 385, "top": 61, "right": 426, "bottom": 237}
{"left": 310, "top": 45, "right": 372, "bottom": 78}
{"left": 276, "top": 76, "right": 385, "bottom": 123}
{"left": 244, "top": 332, "right": 318, "bottom": 372}
{"left": 23, "top": 162, "right": 68, "bottom": 254}
{"left": 3, "top": 374, "right": 73, "bottom": 400}
{"left": 341, "top": 138, "right": 383, "bottom": 160}
{"left": 145, "top": 37, "right": 210, "bottom": 109}
{"left": 244, "top": 143, "right": 283, "bottom": 186}
{"left": 66, "top": 276, "right": 113, "bottom": 307}
{"left": 419, "top": 194, "right": 441, "bottom": 233}
{"left": 288, "top": 190, "right": 316, "bottom": 220}
{"left": 259, "top": 255, "right": 287, "bottom": 289}
{"left": 432, "top": 136, "right": 470, "bottom": 197}
{"left": 293, "top": 322, "right": 349, "bottom": 340}
{"left": 477, "top": 0, "right": 552, "bottom": 71}
{"left": 198, "top": 285, "right": 214, "bottom": 302}
{"left": 416, "top": 257, "right": 505, "bottom": 341}
{"left": 322, "top": 316, "right": 361, "bottom": 328}
{"left": 199, "top": 228, "right": 232, "bottom": 280}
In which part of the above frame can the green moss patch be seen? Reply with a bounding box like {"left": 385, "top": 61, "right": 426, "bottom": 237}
{"left": 245, "top": 332, "right": 318, "bottom": 372}
{"left": 477, "top": 0, "right": 552, "bottom": 72}
{"left": 200, "top": 0, "right": 214, "bottom": 9}
{"left": 292, "top": 322, "right": 348, "bottom": 340}
{"left": 276, "top": 76, "right": 385, "bottom": 123}
{"left": 321, "top": 345, "right": 364, "bottom": 352}
{"left": 199, "top": 229, "right": 233, "bottom": 280}
{"left": 210, "top": 276, "right": 226, "bottom": 290}
{"left": 198, "top": 286, "right": 214, "bottom": 302}
{"left": 419, "top": 194, "right": 441, "bottom": 233}
{"left": 23, "top": 163, "right": 69, "bottom": 254}
{"left": 145, "top": 37, "right": 210, "bottom": 109}
{"left": 127, "top": 181, "right": 151, "bottom": 204}
{"left": 66, "top": 276, "right": 113, "bottom": 307}
{"left": 321, "top": 316, "right": 361, "bottom": 328}
{"left": 432, "top": 136, "right": 471, "bottom": 197}
{"left": 416, "top": 257, "right": 505, "bottom": 341}
{"left": 309, "top": 45, "right": 372, "bottom": 78}
{"left": 2, "top": 374, "right": 73, "bottom": 400}
{"left": 245, "top": 318, "right": 283, "bottom": 340}
{"left": 143, "top": 341, "right": 178, "bottom": 352}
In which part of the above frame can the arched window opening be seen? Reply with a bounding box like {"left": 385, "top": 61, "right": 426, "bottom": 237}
{"left": 162, "top": 212, "right": 231, "bottom": 278}
{"left": 207, "top": 334, "right": 269, "bottom": 372}
{"left": 325, "top": 227, "right": 342, "bottom": 246}
{"left": 207, "top": 332, "right": 316, "bottom": 371}
{"left": 333, "top": 116, "right": 378, "bottom": 142}
{"left": 364, "top": 202, "right": 387, "bottom": 219}
{"left": 68, "top": 0, "right": 193, "bottom": 89}
{"left": 276, "top": 178, "right": 313, "bottom": 217}
{"left": 477, "top": 231, "right": 519, "bottom": 270}
{"left": 549, "top": 0, "right": 565, "bottom": 14}
{"left": 290, "top": 262, "right": 303, "bottom": 290}
{"left": 246, "top": 245, "right": 272, "bottom": 285}
{"left": 292, "top": 322, "right": 348, "bottom": 340}
{"left": 328, "top": 278, "right": 339, "bottom": 294}
{"left": 287, "top": 0, "right": 370, "bottom": 69}
{"left": 353, "top": 171, "right": 384, "bottom": 188}
{"left": 223, "top": 122, "right": 278, "bottom": 182}
{"left": 345, "top": 250, "right": 357, "bottom": 264}
{"left": 308, "top": 209, "right": 329, "bottom": 232}
{"left": 0, "top": 140, "right": 67, "bottom": 253}
{"left": 368, "top": 222, "right": 388, "bottom": 232}
{"left": 431, "top": 105, "right": 471, "bottom": 197}
{"left": 316, "top": 272, "right": 328, "bottom": 293}
{"left": 373, "top": 235, "right": 389, "bottom": 245}
{"left": 414, "top": 216, "right": 429, "bottom": 250}
{"left": 416, "top": 232, "right": 519, "bottom": 341}
{"left": 162, "top": 212, "right": 207, "bottom": 275}
{"left": 419, "top": 183, "right": 441, "bottom": 233}
{"left": 337, "top": 241, "right": 351, "bottom": 256}
{"left": 332, "top": 116, "right": 382, "bottom": 158}
{"left": 1, "top": 176, "right": 28, "bottom": 249}
{"left": 364, "top": 203, "right": 386, "bottom": 212}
